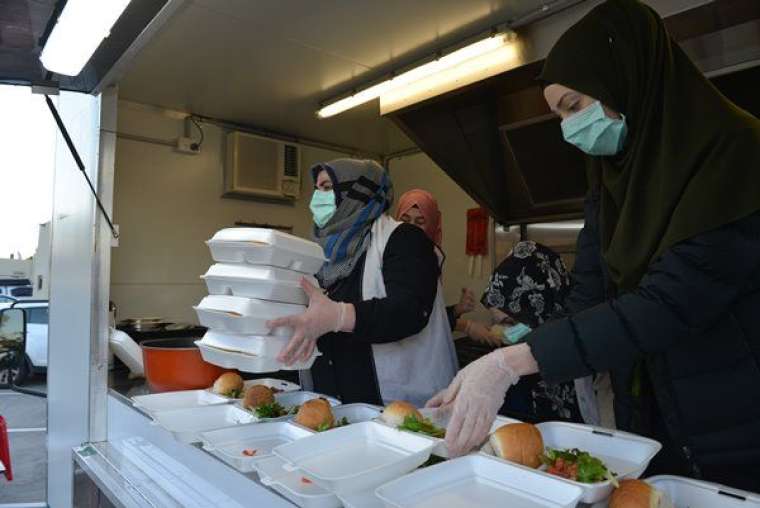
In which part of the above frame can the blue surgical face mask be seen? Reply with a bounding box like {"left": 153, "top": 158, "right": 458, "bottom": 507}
{"left": 310, "top": 189, "right": 337, "bottom": 228}
{"left": 502, "top": 322, "right": 532, "bottom": 344}
{"left": 561, "top": 101, "right": 627, "bottom": 156}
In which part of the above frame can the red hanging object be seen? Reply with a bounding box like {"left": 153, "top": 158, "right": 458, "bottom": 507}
{"left": 466, "top": 207, "right": 489, "bottom": 277}
{"left": 0, "top": 415, "right": 12, "bottom": 481}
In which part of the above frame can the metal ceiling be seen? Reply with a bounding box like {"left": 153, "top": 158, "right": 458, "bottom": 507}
{"left": 117, "top": 0, "right": 568, "bottom": 155}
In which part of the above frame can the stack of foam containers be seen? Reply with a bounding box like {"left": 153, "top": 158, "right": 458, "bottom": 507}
{"left": 194, "top": 228, "right": 326, "bottom": 373}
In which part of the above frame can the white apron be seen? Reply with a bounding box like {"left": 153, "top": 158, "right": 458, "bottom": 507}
{"left": 364, "top": 215, "right": 459, "bottom": 408}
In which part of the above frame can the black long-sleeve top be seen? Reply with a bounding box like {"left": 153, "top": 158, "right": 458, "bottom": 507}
{"left": 311, "top": 223, "right": 440, "bottom": 404}
{"left": 526, "top": 193, "right": 760, "bottom": 489}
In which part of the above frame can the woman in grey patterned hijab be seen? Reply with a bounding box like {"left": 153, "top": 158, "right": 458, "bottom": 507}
{"left": 310, "top": 158, "right": 393, "bottom": 288}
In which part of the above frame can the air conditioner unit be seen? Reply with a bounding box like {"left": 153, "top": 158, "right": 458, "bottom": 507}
{"left": 223, "top": 131, "right": 301, "bottom": 201}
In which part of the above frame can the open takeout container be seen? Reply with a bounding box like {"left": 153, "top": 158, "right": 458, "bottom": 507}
{"left": 131, "top": 389, "right": 230, "bottom": 415}
{"left": 376, "top": 407, "right": 520, "bottom": 458}
{"left": 376, "top": 454, "right": 584, "bottom": 508}
{"left": 255, "top": 455, "right": 341, "bottom": 508}
{"left": 273, "top": 421, "right": 435, "bottom": 495}
{"left": 200, "top": 421, "right": 313, "bottom": 473}
{"left": 481, "top": 421, "right": 661, "bottom": 504}
{"left": 646, "top": 475, "right": 760, "bottom": 508}
{"left": 207, "top": 377, "right": 301, "bottom": 399}
{"left": 150, "top": 404, "right": 256, "bottom": 443}
{"left": 237, "top": 391, "right": 341, "bottom": 423}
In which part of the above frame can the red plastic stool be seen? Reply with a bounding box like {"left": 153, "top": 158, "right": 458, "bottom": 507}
{"left": 0, "top": 415, "right": 12, "bottom": 481}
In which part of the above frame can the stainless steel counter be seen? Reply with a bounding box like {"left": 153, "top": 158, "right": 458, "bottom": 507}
{"left": 74, "top": 387, "right": 294, "bottom": 507}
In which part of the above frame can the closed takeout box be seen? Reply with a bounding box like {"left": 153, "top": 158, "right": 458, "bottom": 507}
{"left": 201, "top": 263, "right": 317, "bottom": 305}
{"left": 194, "top": 295, "right": 303, "bottom": 336}
{"left": 207, "top": 228, "right": 326, "bottom": 274}
{"left": 196, "top": 340, "right": 319, "bottom": 373}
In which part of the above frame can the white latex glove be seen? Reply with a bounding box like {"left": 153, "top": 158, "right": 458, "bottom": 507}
{"left": 426, "top": 347, "right": 519, "bottom": 456}
{"left": 267, "top": 278, "right": 347, "bottom": 365}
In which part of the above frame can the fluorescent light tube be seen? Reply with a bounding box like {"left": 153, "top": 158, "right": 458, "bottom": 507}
{"left": 40, "top": 0, "right": 132, "bottom": 76}
{"left": 380, "top": 42, "right": 521, "bottom": 115}
{"left": 317, "top": 32, "right": 517, "bottom": 118}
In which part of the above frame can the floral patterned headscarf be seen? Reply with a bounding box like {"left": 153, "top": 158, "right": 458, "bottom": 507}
{"left": 481, "top": 241, "right": 571, "bottom": 328}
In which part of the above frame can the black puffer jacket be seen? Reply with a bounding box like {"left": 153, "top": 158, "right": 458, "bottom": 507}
{"left": 528, "top": 192, "right": 760, "bottom": 492}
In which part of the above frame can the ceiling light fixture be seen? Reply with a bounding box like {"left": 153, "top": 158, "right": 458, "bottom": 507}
{"left": 317, "top": 31, "right": 519, "bottom": 119}
{"left": 40, "top": 0, "right": 133, "bottom": 77}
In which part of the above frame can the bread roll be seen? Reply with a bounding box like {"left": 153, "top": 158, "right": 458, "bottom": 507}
{"left": 211, "top": 372, "right": 244, "bottom": 396}
{"left": 295, "top": 398, "right": 334, "bottom": 430}
{"left": 610, "top": 480, "right": 668, "bottom": 508}
{"left": 242, "top": 385, "right": 274, "bottom": 409}
{"left": 381, "top": 401, "right": 423, "bottom": 427}
{"left": 489, "top": 423, "right": 544, "bottom": 468}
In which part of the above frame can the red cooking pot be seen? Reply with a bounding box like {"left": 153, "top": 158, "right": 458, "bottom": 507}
{"left": 141, "top": 338, "right": 229, "bottom": 392}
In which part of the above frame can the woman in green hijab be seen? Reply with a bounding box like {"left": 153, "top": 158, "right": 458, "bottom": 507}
{"left": 427, "top": 0, "right": 760, "bottom": 490}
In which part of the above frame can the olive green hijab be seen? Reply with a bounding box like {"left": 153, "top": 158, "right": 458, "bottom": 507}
{"left": 540, "top": 0, "right": 760, "bottom": 290}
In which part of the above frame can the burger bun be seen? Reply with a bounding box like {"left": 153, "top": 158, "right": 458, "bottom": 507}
{"left": 242, "top": 384, "right": 275, "bottom": 409}
{"left": 212, "top": 372, "right": 244, "bottom": 396}
{"left": 381, "top": 401, "right": 422, "bottom": 427}
{"left": 610, "top": 480, "right": 669, "bottom": 508}
{"left": 295, "top": 398, "right": 334, "bottom": 430}
{"left": 489, "top": 423, "right": 544, "bottom": 468}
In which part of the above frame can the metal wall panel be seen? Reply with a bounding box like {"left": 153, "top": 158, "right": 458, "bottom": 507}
{"left": 46, "top": 90, "right": 105, "bottom": 508}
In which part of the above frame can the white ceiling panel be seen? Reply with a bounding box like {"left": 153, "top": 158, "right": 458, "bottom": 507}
{"left": 118, "top": 0, "right": 552, "bottom": 155}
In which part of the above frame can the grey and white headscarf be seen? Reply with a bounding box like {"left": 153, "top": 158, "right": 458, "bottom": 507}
{"left": 311, "top": 159, "right": 393, "bottom": 288}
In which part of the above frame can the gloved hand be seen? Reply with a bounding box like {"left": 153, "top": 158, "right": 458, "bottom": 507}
{"left": 267, "top": 278, "right": 348, "bottom": 365}
{"left": 426, "top": 347, "right": 520, "bottom": 456}
{"left": 454, "top": 288, "right": 476, "bottom": 317}
{"left": 456, "top": 319, "right": 503, "bottom": 347}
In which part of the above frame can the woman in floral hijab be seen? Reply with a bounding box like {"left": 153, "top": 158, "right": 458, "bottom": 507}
{"left": 461, "top": 241, "right": 580, "bottom": 421}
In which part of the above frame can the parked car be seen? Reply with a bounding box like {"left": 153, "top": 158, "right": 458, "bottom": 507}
{"left": 0, "top": 295, "right": 16, "bottom": 310}
{"left": 0, "top": 300, "right": 48, "bottom": 385}
{"left": 0, "top": 278, "right": 33, "bottom": 300}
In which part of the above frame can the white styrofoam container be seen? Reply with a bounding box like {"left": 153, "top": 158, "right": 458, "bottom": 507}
{"left": 131, "top": 390, "right": 230, "bottom": 414}
{"left": 332, "top": 403, "right": 382, "bottom": 424}
{"left": 255, "top": 455, "right": 341, "bottom": 508}
{"left": 109, "top": 328, "right": 144, "bottom": 376}
{"left": 273, "top": 421, "right": 435, "bottom": 494}
{"left": 646, "top": 475, "right": 760, "bottom": 508}
{"left": 275, "top": 391, "right": 341, "bottom": 408}
{"left": 199, "top": 421, "right": 313, "bottom": 473}
{"left": 339, "top": 489, "right": 386, "bottom": 508}
{"left": 201, "top": 263, "right": 317, "bottom": 305}
{"left": 237, "top": 391, "right": 341, "bottom": 423}
{"left": 150, "top": 404, "right": 256, "bottom": 443}
{"left": 290, "top": 403, "right": 382, "bottom": 433}
{"left": 207, "top": 228, "right": 326, "bottom": 274}
{"left": 195, "top": 340, "right": 319, "bottom": 373}
{"left": 208, "top": 378, "right": 302, "bottom": 399}
{"left": 194, "top": 295, "right": 303, "bottom": 336}
{"left": 481, "top": 421, "right": 661, "bottom": 504}
{"left": 199, "top": 330, "right": 290, "bottom": 357}
{"left": 376, "top": 454, "right": 584, "bottom": 508}
{"left": 377, "top": 408, "right": 520, "bottom": 458}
